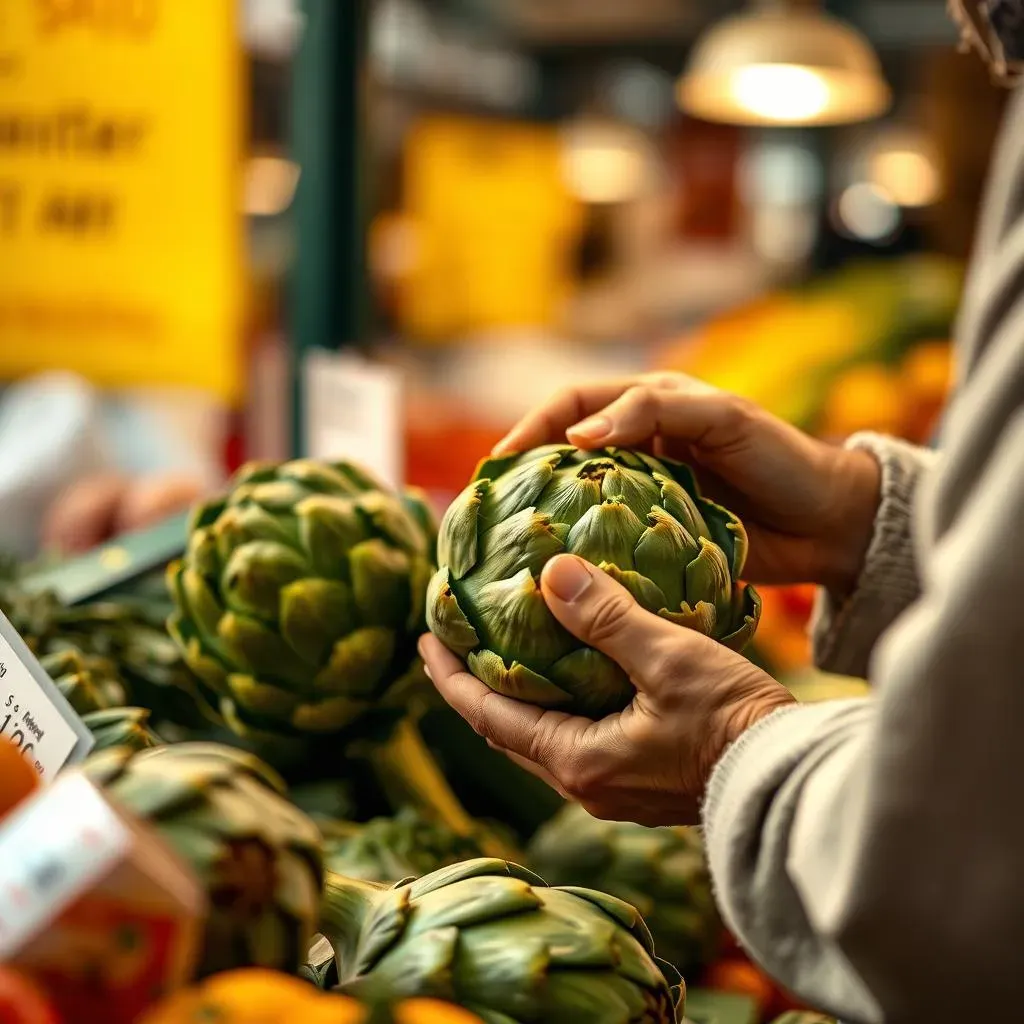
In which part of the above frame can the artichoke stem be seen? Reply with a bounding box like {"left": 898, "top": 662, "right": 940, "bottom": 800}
{"left": 368, "top": 719, "right": 515, "bottom": 859}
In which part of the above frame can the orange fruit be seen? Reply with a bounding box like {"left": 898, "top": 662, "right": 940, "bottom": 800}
{"left": 0, "top": 737, "right": 40, "bottom": 820}
{"left": 703, "top": 959, "right": 776, "bottom": 1015}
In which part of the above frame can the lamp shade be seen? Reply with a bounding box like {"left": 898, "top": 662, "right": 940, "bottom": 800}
{"left": 678, "top": 4, "right": 891, "bottom": 127}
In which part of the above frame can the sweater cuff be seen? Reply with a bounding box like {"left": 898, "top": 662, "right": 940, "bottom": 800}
{"left": 811, "top": 433, "right": 936, "bottom": 679}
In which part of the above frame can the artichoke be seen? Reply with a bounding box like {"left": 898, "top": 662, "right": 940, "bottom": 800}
{"left": 528, "top": 805, "right": 720, "bottom": 977}
{"left": 82, "top": 742, "right": 323, "bottom": 978}
{"left": 320, "top": 858, "right": 683, "bottom": 1023}
{"left": 166, "top": 459, "right": 436, "bottom": 748}
{"left": 428, "top": 446, "right": 760, "bottom": 719}
{"left": 83, "top": 706, "right": 163, "bottom": 753}
{"left": 40, "top": 648, "right": 127, "bottom": 715}
{"left": 323, "top": 808, "right": 491, "bottom": 884}
{"left": 769, "top": 1016, "right": 837, "bottom": 1024}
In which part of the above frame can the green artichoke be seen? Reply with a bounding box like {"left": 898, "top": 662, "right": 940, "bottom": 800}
{"left": 83, "top": 742, "right": 323, "bottom": 978}
{"left": 528, "top": 805, "right": 720, "bottom": 977}
{"left": 321, "top": 858, "right": 683, "bottom": 1023}
{"left": 40, "top": 648, "right": 127, "bottom": 716}
{"left": 166, "top": 459, "right": 436, "bottom": 747}
{"left": 428, "top": 446, "right": 760, "bottom": 718}
{"left": 769, "top": 1015, "right": 837, "bottom": 1024}
{"left": 323, "top": 808, "right": 491, "bottom": 884}
{"left": 83, "top": 706, "right": 163, "bottom": 753}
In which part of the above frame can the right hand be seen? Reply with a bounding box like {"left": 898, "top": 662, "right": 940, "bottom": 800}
{"left": 493, "top": 373, "right": 881, "bottom": 594}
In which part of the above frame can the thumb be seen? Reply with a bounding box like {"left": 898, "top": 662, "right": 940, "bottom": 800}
{"left": 540, "top": 554, "right": 681, "bottom": 684}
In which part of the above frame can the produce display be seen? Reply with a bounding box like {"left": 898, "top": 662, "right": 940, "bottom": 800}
{"left": 428, "top": 445, "right": 759, "bottom": 718}
{"left": 320, "top": 858, "right": 683, "bottom": 1022}
{"left": 0, "top": 454, "right": 830, "bottom": 1023}
{"left": 528, "top": 804, "right": 720, "bottom": 977}
{"left": 82, "top": 743, "right": 325, "bottom": 978}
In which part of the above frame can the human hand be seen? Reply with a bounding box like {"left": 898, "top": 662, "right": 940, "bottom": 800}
{"left": 41, "top": 472, "right": 204, "bottom": 555}
{"left": 494, "top": 373, "right": 880, "bottom": 595}
{"left": 420, "top": 553, "right": 796, "bottom": 826}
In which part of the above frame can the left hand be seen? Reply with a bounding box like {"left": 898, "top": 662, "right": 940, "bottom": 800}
{"left": 420, "top": 554, "right": 796, "bottom": 826}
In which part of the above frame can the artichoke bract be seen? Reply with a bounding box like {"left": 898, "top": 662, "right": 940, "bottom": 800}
{"left": 84, "top": 706, "right": 163, "bottom": 754}
{"left": 167, "top": 460, "right": 435, "bottom": 746}
{"left": 83, "top": 742, "right": 323, "bottom": 978}
{"left": 428, "top": 446, "right": 760, "bottom": 719}
{"left": 40, "top": 648, "right": 127, "bottom": 716}
{"left": 528, "top": 805, "right": 720, "bottom": 977}
{"left": 323, "top": 808, "right": 490, "bottom": 884}
{"left": 321, "top": 858, "right": 683, "bottom": 1023}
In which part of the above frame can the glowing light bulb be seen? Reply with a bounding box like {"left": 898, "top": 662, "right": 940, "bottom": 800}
{"left": 730, "top": 64, "right": 831, "bottom": 123}
{"left": 869, "top": 148, "right": 942, "bottom": 208}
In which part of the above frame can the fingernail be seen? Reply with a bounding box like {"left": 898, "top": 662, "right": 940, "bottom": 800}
{"left": 491, "top": 434, "right": 515, "bottom": 455}
{"left": 423, "top": 664, "right": 433, "bottom": 681}
{"left": 544, "top": 555, "right": 594, "bottom": 603}
{"left": 569, "top": 415, "right": 611, "bottom": 441}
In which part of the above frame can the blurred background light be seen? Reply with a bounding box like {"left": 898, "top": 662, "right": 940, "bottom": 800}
{"left": 837, "top": 181, "right": 902, "bottom": 241}
{"left": 243, "top": 155, "right": 301, "bottom": 217}
{"left": 678, "top": 1, "right": 891, "bottom": 126}
{"left": 560, "top": 117, "right": 658, "bottom": 205}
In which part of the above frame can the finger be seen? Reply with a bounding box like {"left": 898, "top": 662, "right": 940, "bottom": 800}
{"left": 492, "top": 380, "right": 641, "bottom": 455}
{"left": 419, "top": 635, "right": 592, "bottom": 773}
{"left": 567, "top": 382, "right": 745, "bottom": 451}
{"left": 540, "top": 555, "right": 695, "bottom": 688}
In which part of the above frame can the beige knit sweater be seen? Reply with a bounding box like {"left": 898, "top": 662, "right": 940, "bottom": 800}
{"left": 701, "top": 88, "right": 1024, "bottom": 1022}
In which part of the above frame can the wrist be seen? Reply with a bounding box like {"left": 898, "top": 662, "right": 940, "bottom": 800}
{"left": 815, "top": 447, "right": 881, "bottom": 596}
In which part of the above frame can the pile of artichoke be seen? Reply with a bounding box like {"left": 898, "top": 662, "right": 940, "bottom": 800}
{"left": 0, "top": 448, "right": 773, "bottom": 1024}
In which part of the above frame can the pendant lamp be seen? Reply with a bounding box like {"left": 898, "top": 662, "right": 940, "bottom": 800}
{"left": 678, "top": 0, "right": 891, "bottom": 127}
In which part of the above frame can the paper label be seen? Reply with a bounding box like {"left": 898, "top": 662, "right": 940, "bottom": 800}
{"left": 304, "top": 351, "right": 404, "bottom": 489}
{"left": 0, "top": 614, "right": 90, "bottom": 779}
{"left": 0, "top": 774, "right": 130, "bottom": 959}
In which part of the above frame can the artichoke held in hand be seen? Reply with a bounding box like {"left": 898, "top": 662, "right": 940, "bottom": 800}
{"left": 428, "top": 446, "right": 760, "bottom": 719}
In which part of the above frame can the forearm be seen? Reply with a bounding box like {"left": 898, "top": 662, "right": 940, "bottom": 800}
{"left": 702, "top": 413, "right": 1024, "bottom": 1021}
{"left": 811, "top": 433, "right": 938, "bottom": 679}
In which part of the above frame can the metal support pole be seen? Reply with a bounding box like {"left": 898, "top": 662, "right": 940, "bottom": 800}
{"left": 290, "top": 0, "right": 370, "bottom": 456}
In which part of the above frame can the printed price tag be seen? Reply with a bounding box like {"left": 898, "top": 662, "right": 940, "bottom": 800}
{"left": 0, "top": 773, "right": 130, "bottom": 959}
{"left": 0, "top": 613, "right": 94, "bottom": 779}
{"left": 304, "top": 351, "right": 404, "bottom": 490}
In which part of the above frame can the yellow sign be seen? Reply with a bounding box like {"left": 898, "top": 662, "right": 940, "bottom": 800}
{"left": 0, "top": 1, "right": 244, "bottom": 400}
{"left": 396, "top": 116, "right": 583, "bottom": 341}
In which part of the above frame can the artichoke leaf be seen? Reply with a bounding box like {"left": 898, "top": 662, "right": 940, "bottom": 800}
{"left": 660, "top": 601, "right": 717, "bottom": 637}
{"left": 634, "top": 507, "right": 701, "bottom": 611}
{"left": 565, "top": 501, "right": 646, "bottom": 571}
{"left": 343, "top": 926, "right": 458, "bottom": 1002}
{"left": 185, "top": 527, "right": 221, "bottom": 579}
{"left": 598, "top": 464, "right": 662, "bottom": 514}
{"left": 700, "top": 498, "right": 751, "bottom": 579}
{"left": 225, "top": 673, "right": 302, "bottom": 717}
{"left": 279, "top": 578, "right": 356, "bottom": 665}
{"left": 684, "top": 539, "right": 733, "bottom": 622}
{"left": 534, "top": 471, "right": 602, "bottom": 528}
{"left": 332, "top": 460, "right": 392, "bottom": 494}
{"left": 213, "top": 504, "right": 299, "bottom": 565}
{"left": 718, "top": 583, "right": 761, "bottom": 651}
{"left": 407, "top": 874, "right": 541, "bottom": 934}
{"left": 244, "top": 479, "right": 315, "bottom": 513}
{"left": 472, "top": 508, "right": 566, "bottom": 587}
{"left": 438, "top": 479, "right": 488, "bottom": 581}
{"left": 479, "top": 454, "right": 560, "bottom": 527}
{"left": 599, "top": 563, "right": 667, "bottom": 616}
{"left": 406, "top": 555, "right": 433, "bottom": 631}
{"left": 655, "top": 473, "right": 710, "bottom": 541}
{"left": 548, "top": 648, "right": 633, "bottom": 719}
{"left": 357, "top": 491, "right": 427, "bottom": 555}
{"left": 472, "top": 569, "right": 575, "bottom": 668}
{"left": 180, "top": 567, "right": 224, "bottom": 641}
{"left": 218, "top": 611, "right": 315, "bottom": 687}
{"left": 467, "top": 650, "right": 575, "bottom": 708}
{"left": 350, "top": 539, "right": 412, "bottom": 628}
{"left": 221, "top": 541, "right": 308, "bottom": 623}
{"left": 297, "top": 495, "right": 369, "bottom": 579}
{"left": 281, "top": 459, "right": 363, "bottom": 496}
{"left": 426, "top": 568, "right": 480, "bottom": 658}
{"left": 314, "top": 627, "right": 395, "bottom": 698}
{"left": 453, "top": 935, "right": 550, "bottom": 1020}
{"left": 292, "top": 694, "right": 366, "bottom": 733}
{"left": 537, "top": 974, "right": 642, "bottom": 1024}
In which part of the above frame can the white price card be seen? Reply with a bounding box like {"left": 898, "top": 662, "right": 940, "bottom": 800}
{"left": 0, "top": 612, "right": 94, "bottom": 780}
{"left": 304, "top": 351, "right": 404, "bottom": 490}
{"left": 0, "top": 773, "right": 130, "bottom": 959}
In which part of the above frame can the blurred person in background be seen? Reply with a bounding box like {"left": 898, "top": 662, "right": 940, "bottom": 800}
{"left": 421, "top": 3, "right": 1024, "bottom": 1020}
{"left": 0, "top": 372, "right": 217, "bottom": 561}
